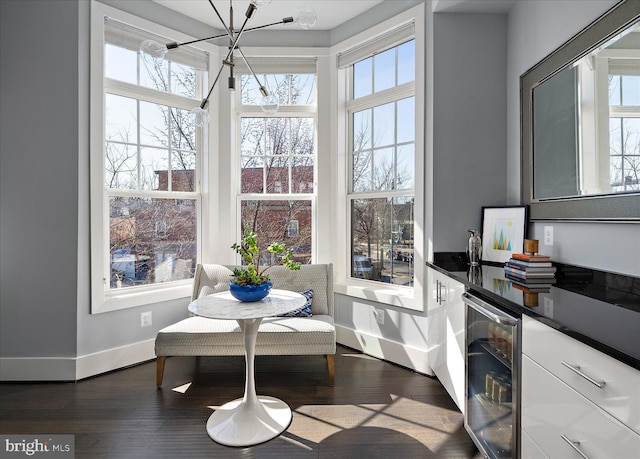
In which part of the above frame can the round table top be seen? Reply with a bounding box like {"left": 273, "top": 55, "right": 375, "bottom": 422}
{"left": 187, "top": 289, "right": 306, "bottom": 320}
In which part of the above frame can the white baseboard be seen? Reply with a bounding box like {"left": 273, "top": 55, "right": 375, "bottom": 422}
{"left": 336, "top": 324, "right": 434, "bottom": 376}
{"left": 75, "top": 339, "right": 156, "bottom": 380}
{"left": 0, "top": 339, "right": 156, "bottom": 382}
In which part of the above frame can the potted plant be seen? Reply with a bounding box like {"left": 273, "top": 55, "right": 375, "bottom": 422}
{"left": 229, "top": 229, "right": 301, "bottom": 301}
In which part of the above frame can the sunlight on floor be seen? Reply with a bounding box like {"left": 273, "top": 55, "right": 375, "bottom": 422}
{"left": 290, "top": 394, "right": 458, "bottom": 450}
{"left": 172, "top": 382, "right": 192, "bottom": 394}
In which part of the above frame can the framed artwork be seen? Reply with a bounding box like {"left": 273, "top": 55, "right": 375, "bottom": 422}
{"left": 481, "top": 206, "right": 528, "bottom": 263}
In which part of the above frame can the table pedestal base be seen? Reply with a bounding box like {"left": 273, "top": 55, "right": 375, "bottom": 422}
{"left": 206, "top": 395, "right": 292, "bottom": 447}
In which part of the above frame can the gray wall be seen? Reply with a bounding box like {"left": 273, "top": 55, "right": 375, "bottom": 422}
{"left": 432, "top": 12, "right": 507, "bottom": 252}
{"left": 0, "top": 0, "right": 79, "bottom": 358}
{"left": 506, "top": 0, "right": 639, "bottom": 276}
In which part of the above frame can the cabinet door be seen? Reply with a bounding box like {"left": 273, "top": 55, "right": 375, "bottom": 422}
{"left": 427, "top": 268, "right": 466, "bottom": 413}
{"left": 444, "top": 275, "right": 466, "bottom": 412}
{"left": 427, "top": 268, "right": 446, "bottom": 385}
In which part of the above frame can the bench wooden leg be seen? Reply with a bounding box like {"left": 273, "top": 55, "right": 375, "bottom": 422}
{"left": 156, "top": 356, "right": 166, "bottom": 388}
{"left": 327, "top": 354, "right": 335, "bottom": 386}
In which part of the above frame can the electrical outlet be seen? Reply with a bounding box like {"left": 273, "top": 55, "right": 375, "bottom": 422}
{"left": 543, "top": 297, "right": 554, "bottom": 318}
{"left": 373, "top": 308, "right": 385, "bottom": 325}
{"left": 140, "top": 311, "right": 152, "bottom": 327}
{"left": 544, "top": 226, "right": 554, "bottom": 246}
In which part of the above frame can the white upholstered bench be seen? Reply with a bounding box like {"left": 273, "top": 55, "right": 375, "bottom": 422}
{"left": 155, "top": 263, "right": 336, "bottom": 386}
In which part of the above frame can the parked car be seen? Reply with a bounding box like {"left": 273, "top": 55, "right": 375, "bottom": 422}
{"left": 353, "top": 255, "right": 373, "bottom": 279}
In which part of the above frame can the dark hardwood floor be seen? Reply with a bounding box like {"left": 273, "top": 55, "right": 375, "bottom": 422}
{"left": 0, "top": 345, "right": 481, "bottom": 458}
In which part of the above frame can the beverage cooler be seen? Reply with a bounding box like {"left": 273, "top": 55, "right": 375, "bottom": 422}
{"left": 463, "top": 292, "right": 520, "bottom": 459}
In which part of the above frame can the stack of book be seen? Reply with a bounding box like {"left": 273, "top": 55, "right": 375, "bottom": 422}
{"left": 504, "top": 253, "right": 556, "bottom": 292}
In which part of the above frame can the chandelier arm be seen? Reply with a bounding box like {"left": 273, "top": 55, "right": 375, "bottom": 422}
{"left": 207, "top": 0, "right": 233, "bottom": 38}
{"left": 168, "top": 32, "right": 229, "bottom": 49}
{"left": 236, "top": 47, "right": 269, "bottom": 96}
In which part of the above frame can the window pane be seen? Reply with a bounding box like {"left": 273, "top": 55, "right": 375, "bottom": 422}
{"left": 105, "top": 142, "right": 137, "bottom": 189}
{"left": 266, "top": 118, "right": 288, "bottom": 155}
{"left": 109, "top": 197, "right": 197, "bottom": 288}
{"left": 292, "top": 156, "right": 314, "bottom": 193}
{"left": 397, "top": 40, "right": 415, "bottom": 86}
{"left": 623, "top": 156, "right": 640, "bottom": 190}
{"left": 140, "top": 59, "right": 169, "bottom": 92}
{"left": 170, "top": 108, "right": 196, "bottom": 151}
{"left": 374, "top": 47, "right": 395, "bottom": 93}
{"left": 609, "top": 75, "right": 621, "bottom": 105}
{"left": 292, "top": 74, "right": 316, "bottom": 105}
{"left": 610, "top": 117, "right": 622, "bottom": 156}
{"left": 105, "top": 44, "right": 137, "bottom": 84}
{"left": 353, "top": 151, "right": 372, "bottom": 192}
{"left": 265, "top": 156, "right": 289, "bottom": 194}
{"left": 241, "top": 75, "right": 261, "bottom": 104}
{"left": 622, "top": 75, "right": 640, "bottom": 106}
{"left": 241, "top": 156, "right": 265, "bottom": 193}
{"left": 105, "top": 94, "right": 137, "bottom": 143}
{"left": 290, "top": 118, "right": 314, "bottom": 155}
{"left": 241, "top": 74, "right": 316, "bottom": 105}
{"left": 171, "top": 151, "right": 196, "bottom": 192}
{"left": 170, "top": 62, "right": 196, "bottom": 98}
{"left": 397, "top": 144, "right": 415, "bottom": 189}
{"left": 241, "top": 118, "right": 266, "bottom": 156}
{"left": 140, "top": 101, "right": 168, "bottom": 148}
{"left": 397, "top": 97, "right": 415, "bottom": 143}
{"left": 353, "top": 109, "right": 372, "bottom": 151}
{"left": 240, "top": 200, "right": 312, "bottom": 264}
{"left": 373, "top": 102, "right": 395, "bottom": 147}
{"left": 373, "top": 147, "right": 394, "bottom": 191}
{"left": 351, "top": 197, "right": 413, "bottom": 285}
{"left": 241, "top": 117, "right": 315, "bottom": 195}
{"left": 140, "top": 147, "right": 168, "bottom": 190}
{"left": 354, "top": 57, "right": 372, "bottom": 99}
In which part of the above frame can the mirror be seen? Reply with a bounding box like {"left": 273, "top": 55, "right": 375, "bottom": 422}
{"left": 521, "top": 0, "right": 640, "bottom": 221}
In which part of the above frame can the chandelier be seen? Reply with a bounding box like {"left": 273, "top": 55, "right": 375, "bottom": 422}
{"left": 140, "top": 0, "right": 317, "bottom": 126}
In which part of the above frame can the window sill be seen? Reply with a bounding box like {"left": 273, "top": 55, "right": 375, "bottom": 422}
{"left": 92, "top": 281, "right": 192, "bottom": 314}
{"left": 334, "top": 282, "right": 420, "bottom": 311}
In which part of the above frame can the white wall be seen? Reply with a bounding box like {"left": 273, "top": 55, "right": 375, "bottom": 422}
{"left": 506, "top": 0, "right": 639, "bottom": 277}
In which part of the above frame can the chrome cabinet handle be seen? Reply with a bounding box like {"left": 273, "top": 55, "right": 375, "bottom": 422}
{"left": 561, "top": 434, "right": 590, "bottom": 459}
{"left": 439, "top": 282, "right": 446, "bottom": 303}
{"left": 561, "top": 361, "right": 606, "bottom": 389}
{"left": 436, "top": 280, "right": 440, "bottom": 303}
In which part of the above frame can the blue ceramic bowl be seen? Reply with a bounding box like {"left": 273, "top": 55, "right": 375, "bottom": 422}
{"left": 229, "top": 281, "right": 272, "bottom": 302}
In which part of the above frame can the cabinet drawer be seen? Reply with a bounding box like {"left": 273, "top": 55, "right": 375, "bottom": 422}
{"left": 522, "top": 355, "right": 640, "bottom": 458}
{"left": 522, "top": 315, "right": 640, "bottom": 433}
{"left": 521, "top": 429, "right": 549, "bottom": 459}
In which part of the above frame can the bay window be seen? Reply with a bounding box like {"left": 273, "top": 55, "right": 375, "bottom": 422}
{"left": 237, "top": 65, "right": 317, "bottom": 265}
{"left": 345, "top": 37, "right": 416, "bottom": 286}
{"left": 91, "top": 5, "right": 210, "bottom": 312}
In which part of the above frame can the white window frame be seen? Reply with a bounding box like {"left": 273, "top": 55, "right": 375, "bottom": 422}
{"left": 332, "top": 4, "right": 425, "bottom": 311}
{"left": 233, "top": 56, "right": 319, "bottom": 262}
{"left": 89, "top": 2, "right": 215, "bottom": 313}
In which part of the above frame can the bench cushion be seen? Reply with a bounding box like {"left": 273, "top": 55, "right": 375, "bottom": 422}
{"left": 155, "top": 314, "right": 336, "bottom": 356}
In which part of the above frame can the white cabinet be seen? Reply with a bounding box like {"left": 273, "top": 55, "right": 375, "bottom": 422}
{"left": 521, "top": 315, "right": 640, "bottom": 458}
{"left": 427, "top": 267, "right": 466, "bottom": 413}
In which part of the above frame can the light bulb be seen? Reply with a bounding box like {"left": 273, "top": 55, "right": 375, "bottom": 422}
{"left": 190, "top": 107, "right": 210, "bottom": 127}
{"left": 140, "top": 39, "right": 167, "bottom": 66}
{"left": 296, "top": 7, "right": 317, "bottom": 30}
{"left": 260, "top": 94, "right": 279, "bottom": 115}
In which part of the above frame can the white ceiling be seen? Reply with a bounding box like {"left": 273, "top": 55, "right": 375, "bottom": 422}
{"left": 153, "top": 0, "right": 385, "bottom": 31}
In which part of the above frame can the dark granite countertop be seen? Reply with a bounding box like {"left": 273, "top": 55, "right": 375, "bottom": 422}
{"left": 428, "top": 252, "right": 640, "bottom": 371}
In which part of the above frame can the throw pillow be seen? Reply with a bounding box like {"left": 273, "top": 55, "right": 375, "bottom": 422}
{"left": 279, "top": 289, "right": 313, "bottom": 317}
